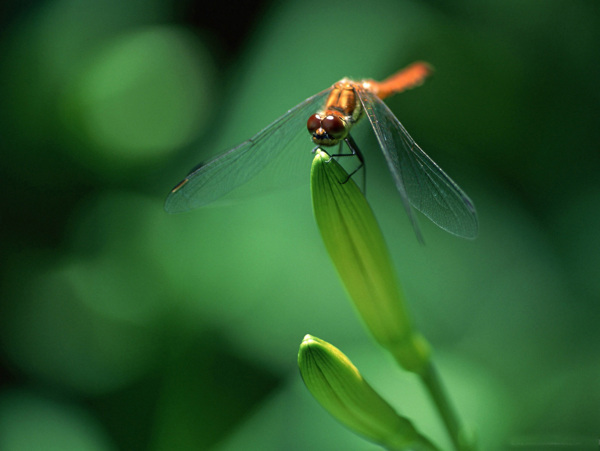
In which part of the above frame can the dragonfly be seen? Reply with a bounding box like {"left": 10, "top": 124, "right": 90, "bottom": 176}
{"left": 165, "top": 62, "right": 478, "bottom": 241}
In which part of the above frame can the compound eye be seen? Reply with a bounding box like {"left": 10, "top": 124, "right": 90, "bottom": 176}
{"left": 322, "top": 115, "right": 347, "bottom": 139}
{"left": 307, "top": 114, "right": 322, "bottom": 133}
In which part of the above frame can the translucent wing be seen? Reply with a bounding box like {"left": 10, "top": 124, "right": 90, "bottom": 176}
{"left": 357, "top": 89, "right": 478, "bottom": 239}
{"left": 165, "top": 87, "right": 333, "bottom": 213}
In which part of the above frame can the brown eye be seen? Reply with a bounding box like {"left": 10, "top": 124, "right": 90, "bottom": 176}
{"left": 322, "top": 115, "right": 347, "bottom": 139}
{"left": 307, "top": 114, "right": 322, "bottom": 133}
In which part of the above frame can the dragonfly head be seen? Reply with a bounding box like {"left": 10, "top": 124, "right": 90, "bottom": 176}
{"left": 307, "top": 112, "right": 349, "bottom": 146}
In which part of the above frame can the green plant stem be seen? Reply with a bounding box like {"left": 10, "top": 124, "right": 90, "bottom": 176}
{"left": 420, "top": 363, "right": 473, "bottom": 451}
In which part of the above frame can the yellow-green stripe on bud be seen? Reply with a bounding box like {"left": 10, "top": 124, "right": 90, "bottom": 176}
{"left": 310, "top": 150, "right": 430, "bottom": 373}
{"left": 298, "top": 335, "right": 439, "bottom": 451}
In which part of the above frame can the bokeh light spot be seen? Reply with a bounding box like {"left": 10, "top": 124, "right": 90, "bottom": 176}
{"left": 66, "top": 26, "right": 214, "bottom": 165}
{"left": 1, "top": 258, "right": 162, "bottom": 394}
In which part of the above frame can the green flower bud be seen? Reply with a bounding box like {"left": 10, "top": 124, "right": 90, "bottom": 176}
{"left": 298, "top": 335, "right": 439, "bottom": 451}
{"left": 310, "top": 150, "right": 430, "bottom": 373}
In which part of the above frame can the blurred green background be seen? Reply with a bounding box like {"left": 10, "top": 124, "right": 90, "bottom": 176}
{"left": 0, "top": 0, "right": 598, "bottom": 449}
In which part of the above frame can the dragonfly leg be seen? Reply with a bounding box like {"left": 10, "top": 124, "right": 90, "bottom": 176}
{"left": 334, "top": 135, "right": 365, "bottom": 188}
{"left": 316, "top": 137, "right": 366, "bottom": 189}
{"left": 342, "top": 135, "right": 365, "bottom": 182}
